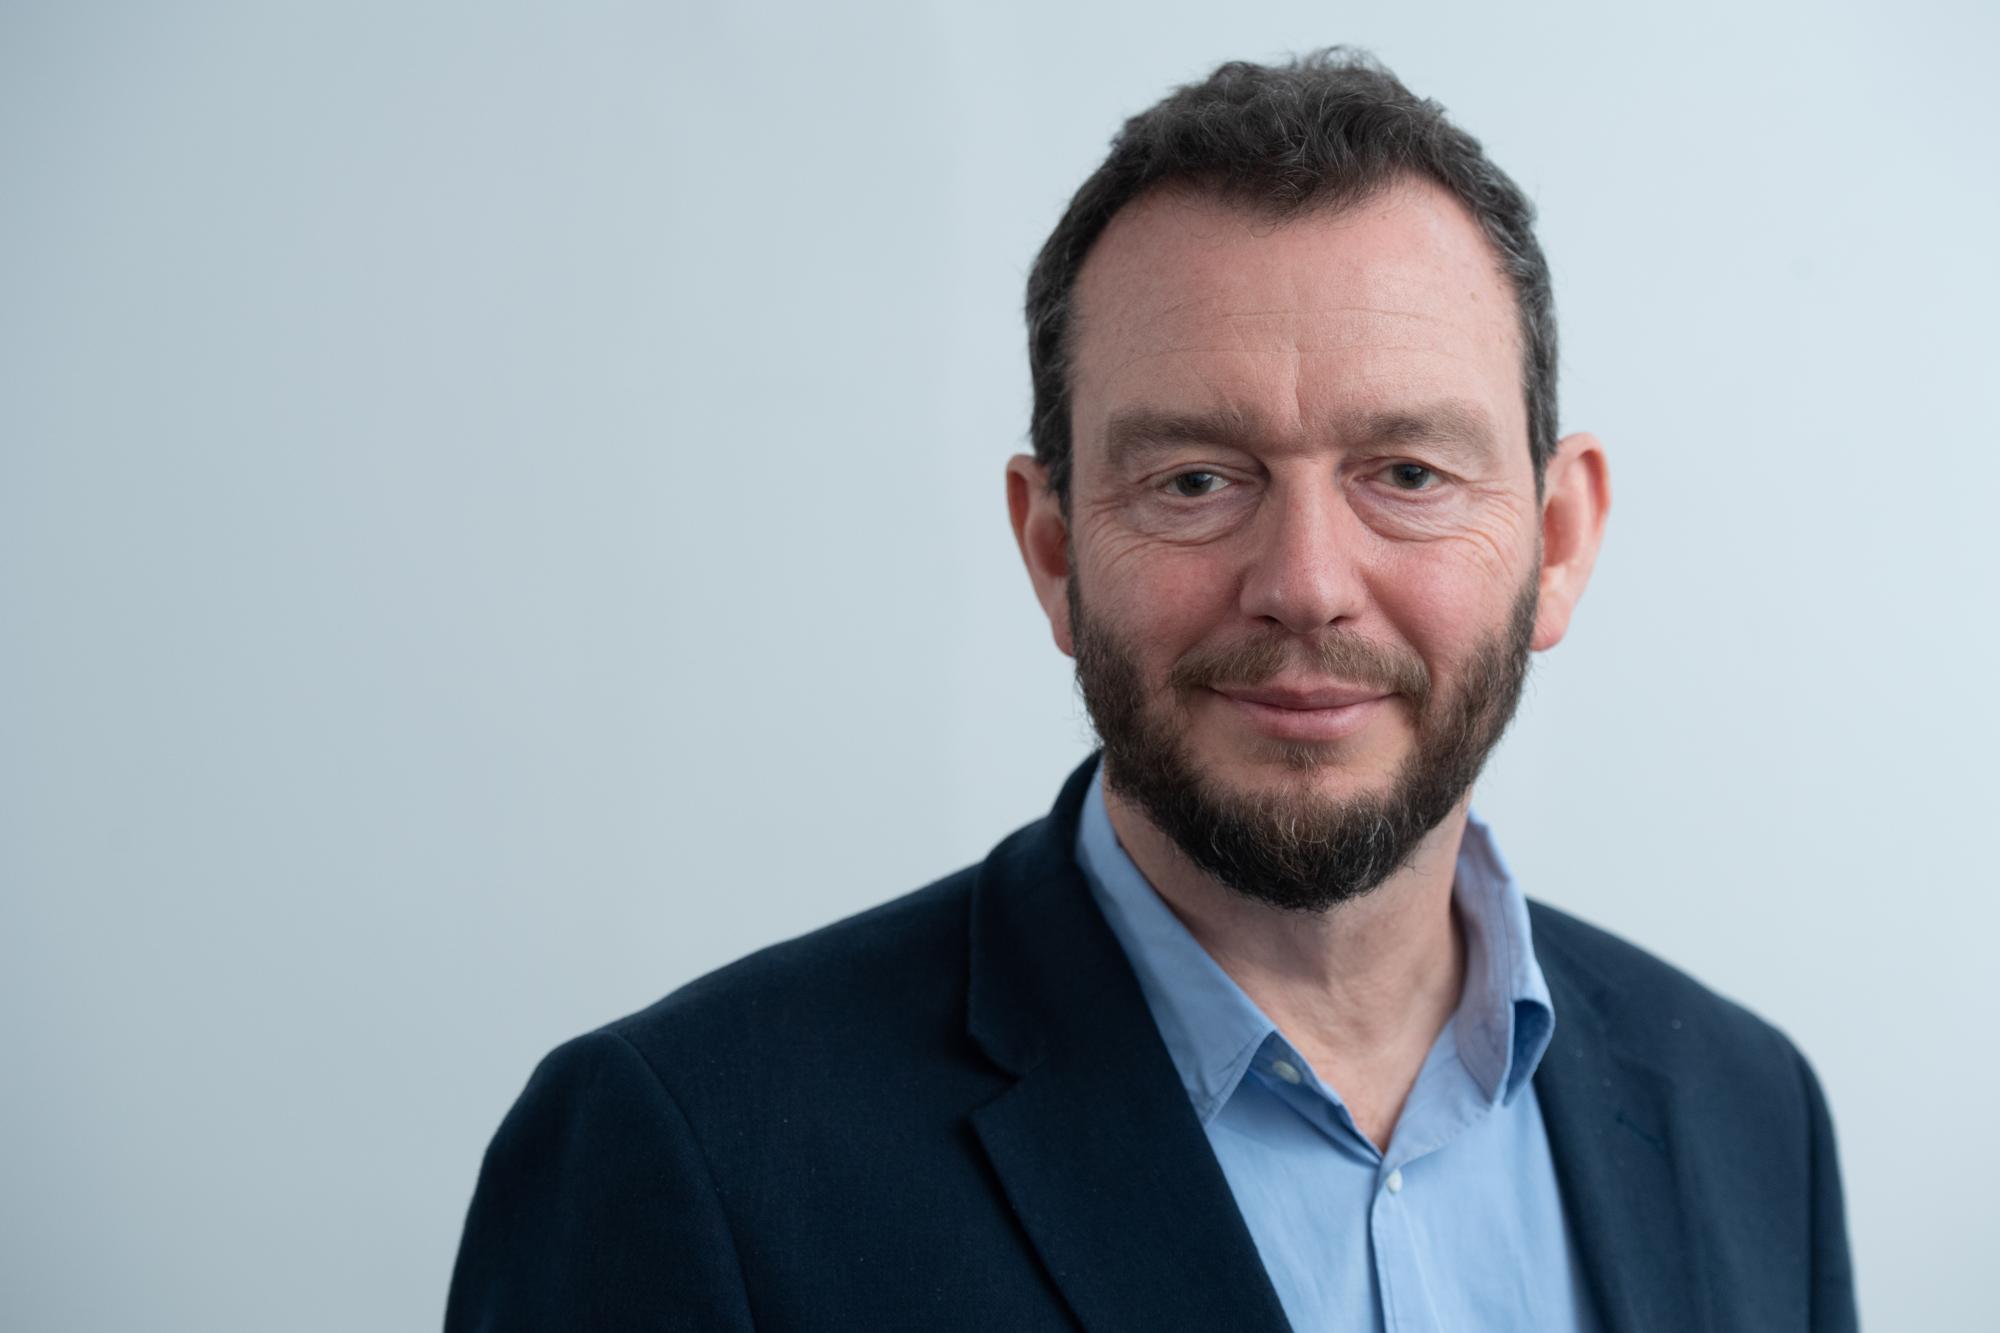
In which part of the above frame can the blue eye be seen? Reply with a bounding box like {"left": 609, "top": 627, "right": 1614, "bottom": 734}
{"left": 1386, "top": 463, "right": 1438, "bottom": 491}
{"left": 1167, "top": 471, "right": 1228, "bottom": 497}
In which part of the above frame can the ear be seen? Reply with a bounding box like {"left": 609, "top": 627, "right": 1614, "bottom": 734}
{"left": 1006, "top": 454, "right": 1076, "bottom": 657}
{"left": 1530, "top": 432, "right": 1611, "bottom": 652}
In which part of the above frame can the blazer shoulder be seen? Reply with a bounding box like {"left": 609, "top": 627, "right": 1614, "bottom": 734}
{"left": 599, "top": 862, "right": 984, "bottom": 1083}
{"left": 1527, "top": 897, "right": 1808, "bottom": 1075}
{"left": 1528, "top": 902, "right": 1858, "bottom": 1328}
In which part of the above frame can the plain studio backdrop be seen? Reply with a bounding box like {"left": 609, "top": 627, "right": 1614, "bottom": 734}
{"left": 3, "top": 2, "right": 1995, "bottom": 1328}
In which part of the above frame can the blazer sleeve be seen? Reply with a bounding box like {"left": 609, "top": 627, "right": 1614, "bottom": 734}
{"left": 445, "top": 1030, "right": 756, "bottom": 1332}
{"left": 1797, "top": 1046, "right": 1860, "bottom": 1333}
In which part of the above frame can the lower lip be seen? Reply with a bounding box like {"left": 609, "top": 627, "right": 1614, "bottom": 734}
{"left": 1213, "top": 691, "right": 1391, "bottom": 742}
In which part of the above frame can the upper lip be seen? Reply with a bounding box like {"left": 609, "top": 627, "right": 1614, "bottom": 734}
{"left": 1210, "top": 682, "right": 1391, "bottom": 710}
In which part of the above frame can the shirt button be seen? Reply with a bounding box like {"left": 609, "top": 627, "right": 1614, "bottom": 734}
{"left": 1386, "top": 1169, "right": 1404, "bottom": 1194}
{"left": 1271, "top": 1060, "right": 1303, "bottom": 1085}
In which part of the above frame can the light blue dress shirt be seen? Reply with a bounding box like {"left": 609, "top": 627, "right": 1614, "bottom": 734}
{"left": 1075, "top": 768, "right": 1599, "bottom": 1332}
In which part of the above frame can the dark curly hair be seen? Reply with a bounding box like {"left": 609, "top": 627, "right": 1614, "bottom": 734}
{"left": 1025, "top": 48, "right": 1558, "bottom": 507}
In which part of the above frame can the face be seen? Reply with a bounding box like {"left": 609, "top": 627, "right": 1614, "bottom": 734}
{"left": 1010, "top": 177, "right": 1606, "bottom": 912}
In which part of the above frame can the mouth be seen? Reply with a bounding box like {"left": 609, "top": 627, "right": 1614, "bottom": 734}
{"left": 1207, "top": 684, "right": 1392, "bottom": 742}
{"left": 1210, "top": 682, "right": 1391, "bottom": 710}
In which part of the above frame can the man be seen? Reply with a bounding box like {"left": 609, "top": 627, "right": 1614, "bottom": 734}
{"left": 448, "top": 51, "right": 1857, "bottom": 1332}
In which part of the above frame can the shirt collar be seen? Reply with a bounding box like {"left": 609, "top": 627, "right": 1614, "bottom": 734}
{"left": 1075, "top": 764, "right": 1555, "bottom": 1122}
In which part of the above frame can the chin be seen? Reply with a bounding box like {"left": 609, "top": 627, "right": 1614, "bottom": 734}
{"left": 1200, "top": 735, "right": 1406, "bottom": 792}
{"left": 1191, "top": 710, "right": 1401, "bottom": 775}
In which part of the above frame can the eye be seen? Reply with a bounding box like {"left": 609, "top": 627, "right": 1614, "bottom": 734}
{"left": 1383, "top": 462, "right": 1439, "bottom": 492}
{"left": 1164, "top": 471, "right": 1230, "bottom": 498}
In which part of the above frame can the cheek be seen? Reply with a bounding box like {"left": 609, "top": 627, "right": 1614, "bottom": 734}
{"left": 1377, "top": 482, "right": 1536, "bottom": 602}
{"left": 1084, "top": 535, "right": 1237, "bottom": 666}
{"left": 1357, "top": 484, "right": 1532, "bottom": 584}
{"left": 1367, "top": 542, "right": 1528, "bottom": 663}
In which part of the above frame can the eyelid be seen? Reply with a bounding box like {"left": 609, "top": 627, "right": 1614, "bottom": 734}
{"left": 1373, "top": 459, "right": 1447, "bottom": 492}
{"left": 1147, "top": 460, "right": 1446, "bottom": 498}
{"left": 1154, "top": 467, "right": 1239, "bottom": 497}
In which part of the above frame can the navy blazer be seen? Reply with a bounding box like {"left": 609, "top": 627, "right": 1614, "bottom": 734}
{"left": 447, "top": 754, "right": 1859, "bottom": 1331}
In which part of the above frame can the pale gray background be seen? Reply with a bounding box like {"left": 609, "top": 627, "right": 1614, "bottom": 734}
{"left": 4, "top": 1, "right": 1994, "bottom": 1329}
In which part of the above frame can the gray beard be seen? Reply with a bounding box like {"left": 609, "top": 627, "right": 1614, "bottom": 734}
{"left": 1069, "top": 571, "right": 1539, "bottom": 914}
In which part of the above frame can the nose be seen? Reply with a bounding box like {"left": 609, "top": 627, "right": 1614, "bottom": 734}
{"left": 1237, "top": 477, "right": 1370, "bottom": 634}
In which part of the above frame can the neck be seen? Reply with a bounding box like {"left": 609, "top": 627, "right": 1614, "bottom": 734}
{"left": 1102, "top": 781, "right": 1471, "bottom": 1146}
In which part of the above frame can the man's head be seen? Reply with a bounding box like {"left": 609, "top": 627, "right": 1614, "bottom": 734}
{"left": 1007, "top": 50, "right": 1610, "bottom": 913}
{"left": 1025, "top": 49, "right": 1562, "bottom": 511}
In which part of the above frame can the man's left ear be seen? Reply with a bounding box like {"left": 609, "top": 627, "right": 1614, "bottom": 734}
{"left": 1531, "top": 432, "right": 1611, "bottom": 652}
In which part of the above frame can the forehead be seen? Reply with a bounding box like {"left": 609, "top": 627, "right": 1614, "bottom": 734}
{"left": 1067, "top": 177, "right": 1528, "bottom": 466}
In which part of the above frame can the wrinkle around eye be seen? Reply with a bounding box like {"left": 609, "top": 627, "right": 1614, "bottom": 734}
{"left": 1350, "top": 477, "right": 1528, "bottom": 553}
{"left": 1113, "top": 480, "right": 1257, "bottom": 546}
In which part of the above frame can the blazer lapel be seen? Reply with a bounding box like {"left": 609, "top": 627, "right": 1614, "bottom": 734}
{"left": 964, "top": 755, "right": 1293, "bottom": 1333}
{"left": 1532, "top": 914, "right": 1715, "bottom": 1333}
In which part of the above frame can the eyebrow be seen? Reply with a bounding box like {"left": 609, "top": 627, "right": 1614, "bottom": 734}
{"left": 1101, "top": 406, "right": 1266, "bottom": 472}
{"left": 1099, "top": 399, "right": 1501, "bottom": 472}
{"left": 1354, "top": 401, "right": 1500, "bottom": 457}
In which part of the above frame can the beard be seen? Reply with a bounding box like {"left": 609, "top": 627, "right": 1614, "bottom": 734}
{"left": 1069, "top": 567, "right": 1540, "bottom": 915}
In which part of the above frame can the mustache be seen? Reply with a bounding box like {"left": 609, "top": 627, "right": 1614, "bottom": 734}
{"left": 1166, "top": 628, "right": 1432, "bottom": 707}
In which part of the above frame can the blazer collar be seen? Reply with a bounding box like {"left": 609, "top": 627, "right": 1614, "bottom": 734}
{"left": 1529, "top": 907, "right": 1716, "bottom": 1333}
{"left": 964, "top": 752, "right": 1292, "bottom": 1333}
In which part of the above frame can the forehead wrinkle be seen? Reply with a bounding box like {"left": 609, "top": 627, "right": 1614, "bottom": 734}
{"left": 1212, "top": 304, "right": 1451, "bottom": 325}
{"left": 1105, "top": 306, "right": 1483, "bottom": 371}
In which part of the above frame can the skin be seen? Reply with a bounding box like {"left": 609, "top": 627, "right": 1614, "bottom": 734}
{"left": 1006, "top": 177, "right": 1611, "bottom": 1150}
